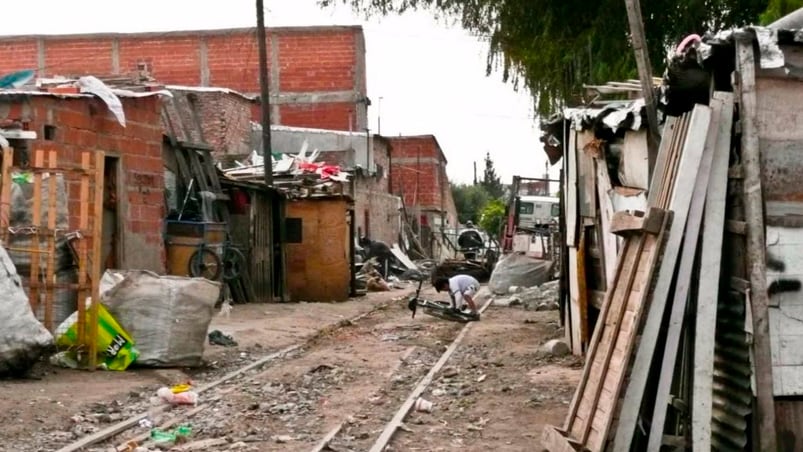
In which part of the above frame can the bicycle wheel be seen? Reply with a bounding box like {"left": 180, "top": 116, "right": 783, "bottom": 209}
{"left": 188, "top": 247, "right": 222, "bottom": 281}
{"left": 222, "top": 246, "right": 246, "bottom": 281}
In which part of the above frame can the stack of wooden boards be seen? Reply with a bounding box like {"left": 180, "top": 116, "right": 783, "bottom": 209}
{"left": 542, "top": 94, "right": 737, "bottom": 451}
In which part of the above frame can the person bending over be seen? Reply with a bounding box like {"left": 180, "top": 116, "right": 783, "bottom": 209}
{"left": 434, "top": 274, "right": 480, "bottom": 316}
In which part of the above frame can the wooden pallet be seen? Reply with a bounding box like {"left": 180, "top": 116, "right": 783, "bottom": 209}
{"left": 0, "top": 148, "right": 105, "bottom": 368}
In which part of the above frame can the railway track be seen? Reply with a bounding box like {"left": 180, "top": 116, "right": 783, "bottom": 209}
{"left": 56, "top": 292, "right": 493, "bottom": 452}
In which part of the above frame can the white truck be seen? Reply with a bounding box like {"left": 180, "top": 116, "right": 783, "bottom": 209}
{"left": 517, "top": 195, "right": 559, "bottom": 230}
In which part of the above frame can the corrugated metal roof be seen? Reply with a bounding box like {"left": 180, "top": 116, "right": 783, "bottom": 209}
{"left": 711, "top": 294, "right": 752, "bottom": 451}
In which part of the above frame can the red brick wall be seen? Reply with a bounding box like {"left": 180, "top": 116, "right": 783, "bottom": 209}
{"left": 0, "top": 95, "right": 166, "bottom": 272}
{"left": 168, "top": 89, "right": 254, "bottom": 157}
{"left": 0, "top": 27, "right": 366, "bottom": 131}
{"left": 387, "top": 136, "right": 448, "bottom": 211}
{"left": 353, "top": 138, "right": 400, "bottom": 244}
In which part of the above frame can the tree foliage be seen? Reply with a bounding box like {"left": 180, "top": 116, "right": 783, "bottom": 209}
{"left": 322, "top": 0, "right": 769, "bottom": 114}
{"left": 760, "top": 0, "right": 803, "bottom": 23}
{"left": 479, "top": 198, "right": 507, "bottom": 235}
{"left": 451, "top": 182, "right": 491, "bottom": 225}
{"left": 481, "top": 152, "right": 504, "bottom": 199}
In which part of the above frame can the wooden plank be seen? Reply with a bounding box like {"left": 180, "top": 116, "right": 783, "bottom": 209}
{"left": 692, "top": 92, "right": 734, "bottom": 452}
{"left": 76, "top": 153, "right": 91, "bottom": 348}
{"left": 577, "top": 131, "right": 597, "bottom": 219}
{"left": 577, "top": 229, "right": 589, "bottom": 346}
{"left": 645, "top": 117, "right": 678, "bottom": 207}
{"left": 367, "top": 297, "right": 494, "bottom": 452}
{"left": 567, "top": 248, "right": 583, "bottom": 355}
{"left": 580, "top": 233, "right": 649, "bottom": 445}
{"left": 541, "top": 425, "right": 581, "bottom": 452}
{"left": 612, "top": 105, "right": 711, "bottom": 450}
{"left": 566, "top": 130, "right": 578, "bottom": 247}
{"left": 563, "top": 239, "right": 632, "bottom": 433}
{"left": 624, "top": 0, "right": 660, "bottom": 170}
{"left": 0, "top": 147, "right": 14, "bottom": 250}
{"left": 88, "top": 152, "right": 105, "bottom": 370}
{"left": 29, "top": 150, "right": 44, "bottom": 313}
{"left": 726, "top": 219, "right": 747, "bottom": 235}
{"left": 736, "top": 38, "right": 778, "bottom": 452}
{"left": 595, "top": 156, "right": 618, "bottom": 290}
{"left": 44, "top": 151, "right": 58, "bottom": 332}
{"left": 646, "top": 96, "right": 722, "bottom": 451}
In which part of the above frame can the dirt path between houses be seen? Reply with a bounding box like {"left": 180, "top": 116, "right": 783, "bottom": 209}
{"left": 0, "top": 287, "right": 581, "bottom": 452}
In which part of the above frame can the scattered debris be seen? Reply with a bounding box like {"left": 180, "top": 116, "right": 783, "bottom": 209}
{"left": 208, "top": 330, "right": 238, "bottom": 347}
{"left": 414, "top": 398, "right": 433, "bottom": 413}
{"left": 540, "top": 339, "right": 571, "bottom": 357}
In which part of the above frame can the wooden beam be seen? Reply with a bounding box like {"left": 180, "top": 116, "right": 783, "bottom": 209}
{"left": 647, "top": 95, "right": 722, "bottom": 451}
{"left": 736, "top": 38, "right": 778, "bottom": 452}
{"left": 541, "top": 426, "right": 582, "bottom": 452}
{"left": 613, "top": 105, "right": 711, "bottom": 450}
{"left": 726, "top": 219, "right": 747, "bottom": 235}
{"left": 692, "top": 92, "right": 734, "bottom": 452}
{"left": 610, "top": 208, "right": 665, "bottom": 236}
{"left": 624, "top": 0, "right": 660, "bottom": 180}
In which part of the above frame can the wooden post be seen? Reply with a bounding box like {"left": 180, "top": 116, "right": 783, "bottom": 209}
{"left": 88, "top": 153, "right": 106, "bottom": 370}
{"left": 30, "top": 151, "right": 44, "bottom": 313}
{"left": 44, "top": 151, "right": 58, "bottom": 332}
{"left": 0, "top": 147, "right": 13, "bottom": 245}
{"left": 736, "top": 37, "right": 778, "bottom": 452}
{"left": 77, "top": 153, "right": 91, "bottom": 352}
{"left": 624, "top": 0, "right": 660, "bottom": 180}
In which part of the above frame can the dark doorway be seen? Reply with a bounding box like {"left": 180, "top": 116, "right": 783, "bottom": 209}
{"left": 102, "top": 156, "right": 120, "bottom": 271}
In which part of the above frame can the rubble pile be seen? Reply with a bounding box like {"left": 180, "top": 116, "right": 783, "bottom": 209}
{"left": 493, "top": 280, "right": 559, "bottom": 311}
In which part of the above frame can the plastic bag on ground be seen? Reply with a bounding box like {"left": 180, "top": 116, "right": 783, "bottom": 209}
{"left": 101, "top": 270, "right": 221, "bottom": 367}
{"left": 55, "top": 300, "right": 139, "bottom": 371}
{"left": 0, "top": 245, "right": 54, "bottom": 377}
{"left": 488, "top": 253, "right": 553, "bottom": 295}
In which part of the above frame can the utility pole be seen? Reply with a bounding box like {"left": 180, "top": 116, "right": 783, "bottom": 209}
{"left": 377, "top": 97, "right": 383, "bottom": 135}
{"left": 256, "top": 0, "right": 273, "bottom": 186}
{"left": 624, "top": 0, "right": 660, "bottom": 180}
{"left": 473, "top": 161, "right": 477, "bottom": 185}
{"left": 256, "top": 0, "right": 275, "bottom": 302}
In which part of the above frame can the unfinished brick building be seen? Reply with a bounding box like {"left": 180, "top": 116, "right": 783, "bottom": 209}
{"left": 0, "top": 92, "right": 167, "bottom": 273}
{"left": 0, "top": 26, "right": 368, "bottom": 131}
{"left": 387, "top": 135, "right": 458, "bottom": 232}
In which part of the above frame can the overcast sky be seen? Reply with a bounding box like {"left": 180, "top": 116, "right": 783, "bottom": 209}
{"left": 1, "top": 0, "right": 553, "bottom": 185}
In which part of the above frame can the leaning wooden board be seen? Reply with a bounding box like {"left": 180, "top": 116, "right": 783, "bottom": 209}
{"left": 543, "top": 105, "right": 712, "bottom": 452}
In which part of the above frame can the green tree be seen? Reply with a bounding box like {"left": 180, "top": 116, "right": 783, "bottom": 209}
{"left": 479, "top": 198, "right": 507, "bottom": 236}
{"left": 452, "top": 182, "right": 490, "bottom": 225}
{"left": 322, "top": 0, "right": 768, "bottom": 114}
{"left": 481, "top": 152, "right": 504, "bottom": 199}
{"left": 760, "top": 0, "right": 803, "bottom": 23}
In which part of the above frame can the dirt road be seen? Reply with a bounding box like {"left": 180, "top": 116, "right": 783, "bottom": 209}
{"left": 0, "top": 287, "right": 580, "bottom": 452}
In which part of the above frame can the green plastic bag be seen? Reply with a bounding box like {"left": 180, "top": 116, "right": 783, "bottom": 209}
{"left": 150, "top": 425, "right": 192, "bottom": 444}
{"left": 56, "top": 303, "right": 139, "bottom": 371}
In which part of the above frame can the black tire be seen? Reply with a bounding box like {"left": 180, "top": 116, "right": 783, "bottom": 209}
{"left": 188, "top": 247, "right": 222, "bottom": 281}
{"left": 222, "top": 246, "right": 246, "bottom": 281}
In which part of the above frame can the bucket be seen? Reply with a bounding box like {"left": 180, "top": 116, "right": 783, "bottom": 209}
{"left": 414, "top": 397, "right": 433, "bottom": 413}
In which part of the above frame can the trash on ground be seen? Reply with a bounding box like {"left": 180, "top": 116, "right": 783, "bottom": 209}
{"left": 150, "top": 424, "right": 192, "bottom": 444}
{"left": 157, "top": 387, "right": 198, "bottom": 406}
{"left": 0, "top": 245, "right": 54, "bottom": 377}
{"left": 100, "top": 270, "right": 221, "bottom": 367}
{"left": 208, "top": 330, "right": 238, "bottom": 347}
{"left": 54, "top": 299, "right": 139, "bottom": 371}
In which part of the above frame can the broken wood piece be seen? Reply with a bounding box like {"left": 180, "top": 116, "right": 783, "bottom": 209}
{"left": 726, "top": 219, "right": 747, "bottom": 235}
{"left": 610, "top": 207, "right": 665, "bottom": 236}
{"left": 540, "top": 425, "right": 582, "bottom": 452}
